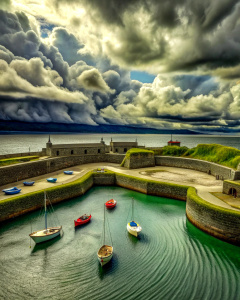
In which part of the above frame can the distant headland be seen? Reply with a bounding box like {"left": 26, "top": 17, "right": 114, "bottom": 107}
{"left": 0, "top": 120, "right": 201, "bottom": 135}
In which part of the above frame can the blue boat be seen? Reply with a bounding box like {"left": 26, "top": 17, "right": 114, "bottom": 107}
{"left": 2, "top": 187, "right": 21, "bottom": 195}
{"left": 23, "top": 181, "right": 35, "bottom": 186}
{"left": 47, "top": 178, "right": 57, "bottom": 183}
{"left": 64, "top": 171, "right": 73, "bottom": 175}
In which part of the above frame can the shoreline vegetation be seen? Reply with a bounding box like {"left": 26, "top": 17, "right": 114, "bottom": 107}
{"left": 2, "top": 144, "right": 240, "bottom": 170}
{"left": 148, "top": 144, "right": 240, "bottom": 170}
{"left": 0, "top": 156, "right": 39, "bottom": 167}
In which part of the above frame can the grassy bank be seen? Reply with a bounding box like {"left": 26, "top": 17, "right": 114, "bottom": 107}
{"left": 0, "top": 156, "right": 39, "bottom": 167}
{"left": 151, "top": 144, "right": 240, "bottom": 170}
{"left": 121, "top": 148, "right": 154, "bottom": 167}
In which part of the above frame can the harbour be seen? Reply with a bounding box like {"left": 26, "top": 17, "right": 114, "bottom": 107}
{"left": 1, "top": 186, "right": 240, "bottom": 300}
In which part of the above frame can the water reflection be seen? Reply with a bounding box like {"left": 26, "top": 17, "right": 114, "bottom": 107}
{"left": 97, "top": 255, "right": 119, "bottom": 280}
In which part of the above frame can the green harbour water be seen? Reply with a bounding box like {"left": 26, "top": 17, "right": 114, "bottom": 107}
{"left": 1, "top": 186, "right": 240, "bottom": 300}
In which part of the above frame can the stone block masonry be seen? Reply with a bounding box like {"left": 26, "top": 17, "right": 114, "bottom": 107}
{"left": 0, "top": 154, "right": 125, "bottom": 186}
{"left": 155, "top": 156, "right": 238, "bottom": 180}
{"left": 0, "top": 171, "right": 188, "bottom": 222}
{"left": 186, "top": 187, "right": 240, "bottom": 245}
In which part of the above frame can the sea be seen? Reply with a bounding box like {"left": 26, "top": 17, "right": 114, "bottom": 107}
{"left": 1, "top": 132, "right": 240, "bottom": 155}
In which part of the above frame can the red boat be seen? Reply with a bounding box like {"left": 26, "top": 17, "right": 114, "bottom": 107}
{"left": 105, "top": 199, "right": 117, "bottom": 209}
{"left": 74, "top": 214, "right": 91, "bottom": 227}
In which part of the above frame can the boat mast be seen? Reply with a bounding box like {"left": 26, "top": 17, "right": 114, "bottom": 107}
{"left": 44, "top": 191, "right": 47, "bottom": 230}
{"left": 103, "top": 204, "right": 105, "bottom": 244}
{"left": 132, "top": 197, "right": 134, "bottom": 220}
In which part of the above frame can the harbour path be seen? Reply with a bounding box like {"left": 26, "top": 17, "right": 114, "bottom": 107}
{"left": 0, "top": 162, "right": 239, "bottom": 212}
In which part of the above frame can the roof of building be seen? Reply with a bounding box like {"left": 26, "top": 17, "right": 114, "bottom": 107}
{"left": 111, "top": 142, "right": 138, "bottom": 146}
{"left": 52, "top": 143, "right": 104, "bottom": 149}
{"left": 168, "top": 141, "right": 181, "bottom": 144}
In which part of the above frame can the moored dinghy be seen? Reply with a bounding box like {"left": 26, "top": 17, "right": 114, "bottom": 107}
{"left": 105, "top": 199, "right": 117, "bottom": 209}
{"left": 74, "top": 214, "right": 91, "bottom": 227}
{"left": 29, "top": 191, "right": 62, "bottom": 244}
{"left": 97, "top": 205, "right": 113, "bottom": 267}
{"left": 127, "top": 197, "right": 142, "bottom": 237}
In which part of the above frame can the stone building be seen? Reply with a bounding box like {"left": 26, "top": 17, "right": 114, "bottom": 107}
{"left": 109, "top": 138, "right": 138, "bottom": 154}
{"left": 46, "top": 136, "right": 107, "bottom": 157}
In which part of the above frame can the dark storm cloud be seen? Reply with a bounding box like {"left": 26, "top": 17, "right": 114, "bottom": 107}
{"left": 50, "top": 27, "right": 95, "bottom": 66}
{"left": 0, "top": 96, "right": 97, "bottom": 124}
{"left": 3, "top": 4, "right": 240, "bottom": 132}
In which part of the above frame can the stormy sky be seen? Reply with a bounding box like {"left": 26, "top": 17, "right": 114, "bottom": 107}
{"left": 1, "top": 0, "right": 240, "bottom": 132}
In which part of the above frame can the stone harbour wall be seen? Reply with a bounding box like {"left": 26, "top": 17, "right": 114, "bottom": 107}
{"left": 123, "top": 152, "right": 155, "bottom": 169}
{"left": 155, "top": 156, "right": 238, "bottom": 180}
{"left": 1, "top": 170, "right": 240, "bottom": 246}
{"left": 0, "top": 171, "right": 187, "bottom": 222}
{"left": 0, "top": 172, "right": 94, "bottom": 222}
{"left": 186, "top": 187, "right": 240, "bottom": 245}
{"left": 0, "top": 154, "right": 124, "bottom": 186}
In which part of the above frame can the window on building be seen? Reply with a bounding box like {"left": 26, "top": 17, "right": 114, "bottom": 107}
{"left": 71, "top": 150, "right": 74, "bottom": 155}
{"left": 56, "top": 151, "right": 59, "bottom": 156}
{"left": 84, "top": 149, "right": 87, "bottom": 154}
{"left": 124, "top": 148, "right": 127, "bottom": 152}
{"left": 98, "top": 149, "right": 100, "bottom": 153}
{"left": 116, "top": 148, "right": 118, "bottom": 152}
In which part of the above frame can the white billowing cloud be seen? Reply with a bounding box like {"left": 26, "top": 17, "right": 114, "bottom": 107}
{"left": 77, "top": 68, "right": 115, "bottom": 94}
{"left": 100, "top": 75, "right": 235, "bottom": 129}
{"left": 2, "top": 4, "right": 240, "bottom": 132}
{"left": 10, "top": 57, "right": 63, "bottom": 87}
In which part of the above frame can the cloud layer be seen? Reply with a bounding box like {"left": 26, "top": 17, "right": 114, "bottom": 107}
{"left": 1, "top": 2, "right": 240, "bottom": 132}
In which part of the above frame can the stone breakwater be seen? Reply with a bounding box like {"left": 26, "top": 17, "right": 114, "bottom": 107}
{"left": 0, "top": 171, "right": 188, "bottom": 223}
{"left": 186, "top": 187, "right": 240, "bottom": 246}
{"left": 155, "top": 156, "right": 239, "bottom": 180}
{"left": 0, "top": 154, "right": 124, "bottom": 186}
{"left": 1, "top": 153, "right": 239, "bottom": 187}
{"left": 1, "top": 170, "right": 240, "bottom": 246}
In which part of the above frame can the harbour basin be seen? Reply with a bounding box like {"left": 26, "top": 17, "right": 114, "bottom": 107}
{"left": 0, "top": 186, "right": 240, "bottom": 300}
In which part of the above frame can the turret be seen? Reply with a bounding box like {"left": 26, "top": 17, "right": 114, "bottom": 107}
{"left": 46, "top": 135, "right": 52, "bottom": 156}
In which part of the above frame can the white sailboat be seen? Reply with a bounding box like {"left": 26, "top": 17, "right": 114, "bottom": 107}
{"left": 127, "top": 197, "right": 142, "bottom": 237}
{"left": 97, "top": 204, "right": 113, "bottom": 267}
{"left": 29, "top": 191, "right": 62, "bottom": 244}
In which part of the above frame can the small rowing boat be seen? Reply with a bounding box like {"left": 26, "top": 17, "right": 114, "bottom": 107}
{"left": 47, "top": 178, "right": 57, "bottom": 183}
{"left": 2, "top": 187, "right": 21, "bottom": 195}
{"left": 74, "top": 214, "right": 91, "bottom": 227}
{"left": 64, "top": 171, "right": 73, "bottom": 175}
{"left": 23, "top": 181, "right": 35, "bottom": 186}
{"left": 97, "top": 205, "right": 113, "bottom": 267}
{"left": 105, "top": 199, "right": 117, "bottom": 209}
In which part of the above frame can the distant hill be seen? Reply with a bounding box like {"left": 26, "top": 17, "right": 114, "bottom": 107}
{"left": 0, "top": 120, "right": 200, "bottom": 135}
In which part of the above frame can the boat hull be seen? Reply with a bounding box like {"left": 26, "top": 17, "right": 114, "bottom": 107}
{"left": 3, "top": 187, "right": 21, "bottom": 195}
{"left": 47, "top": 178, "right": 57, "bottom": 183}
{"left": 74, "top": 215, "right": 91, "bottom": 227}
{"left": 127, "top": 222, "right": 142, "bottom": 237}
{"left": 97, "top": 245, "right": 113, "bottom": 266}
{"left": 64, "top": 171, "right": 73, "bottom": 175}
{"left": 23, "top": 181, "right": 35, "bottom": 186}
{"left": 29, "top": 226, "right": 62, "bottom": 244}
{"left": 105, "top": 199, "right": 117, "bottom": 209}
